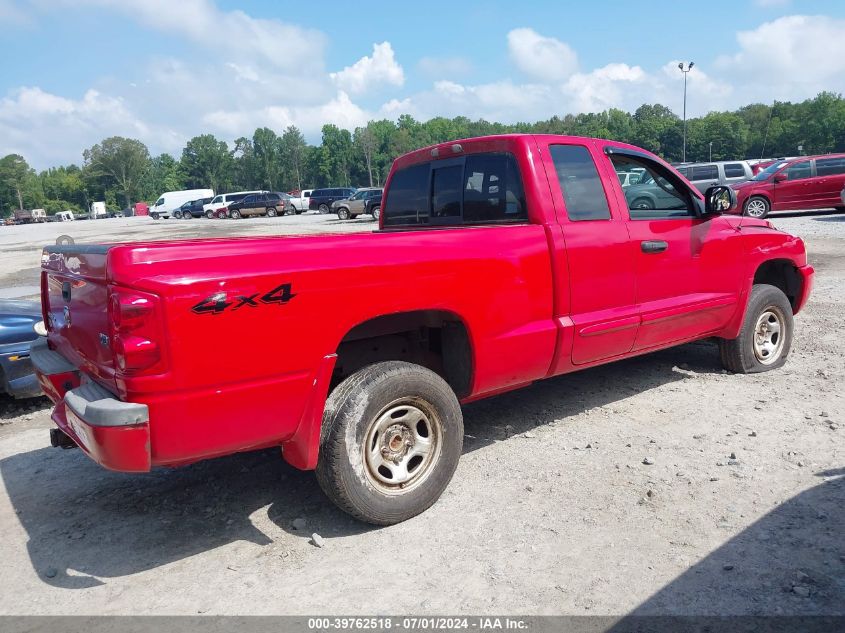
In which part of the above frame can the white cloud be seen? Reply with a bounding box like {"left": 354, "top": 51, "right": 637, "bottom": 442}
{"left": 330, "top": 42, "right": 405, "bottom": 95}
{"left": 507, "top": 28, "right": 578, "bottom": 82}
{"left": 716, "top": 15, "right": 845, "bottom": 100}
{"left": 565, "top": 63, "right": 648, "bottom": 112}
{"left": 0, "top": 0, "right": 31, "bottom": 24}
{"left": 0, "top": 87, "right": 166, "bottom": 166}
{"left": 418, "top": 56, "right": 473, "bottom": 79}
{"left": 754, "top": 0, "right": 790, "bottom": 7}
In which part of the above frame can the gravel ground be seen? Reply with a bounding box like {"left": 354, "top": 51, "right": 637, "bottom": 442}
{"left": 0, "top": 211, "right": 842, "bottom": 615}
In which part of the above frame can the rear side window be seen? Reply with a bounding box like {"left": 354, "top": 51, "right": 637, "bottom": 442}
{"left": 383, "top": 164, "right": 430, "bottom": 226}
{"left": 724, "top": 163, "right": 746, "bottom": 178}
{"left": 549, "top": 145, "right": 611, "bottom": 221}
{"left": 816, "top": 157, "right": 845, "bottom": 176}
{"left": 691, "top": 165, "right": 719, "bottom": 181}
{"left": 383, "top": 152, "right": 527, "bottom": 227}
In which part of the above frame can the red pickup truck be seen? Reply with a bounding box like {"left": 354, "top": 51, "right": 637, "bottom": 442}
{"left": 33, "top": 134, "right": 814, "bottom": 525}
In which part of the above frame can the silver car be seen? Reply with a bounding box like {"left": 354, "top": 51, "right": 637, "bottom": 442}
{"left": 675, "top": 161, "right": 753, "bottom": 193}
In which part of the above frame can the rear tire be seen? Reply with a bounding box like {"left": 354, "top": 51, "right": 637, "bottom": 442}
{"left": 319, "top": 203, "right": 329, "bottom": 213}
{"left": 216, "top": 210, "right": 227, "bottom": 219}
{"left": 371, "top": 205, "right": 381, "bottom": 221}
{"left": 744, "top": 196, "right": 770, "bottom": 219}
{"left": 267, "top": 207, "right": 277, "bottom": 217}
{"left": 205, "top": 210, "right": 214, "bottom": 219}
{"left": 316, "top": 361, "right": 463, "bottom": 525}
{"left": 183, "top": 211, "right": 192, "bottom": 219}
{"left": 719, "top": 284, "right": 793, "bottom": 373}
{"left": 173, "top": 210, "right": 182, "bottom": 219}
{"left": 151, "top": 212, "right": 160, "bottom": 220}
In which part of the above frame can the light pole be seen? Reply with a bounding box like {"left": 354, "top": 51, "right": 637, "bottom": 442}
{"left": 709, "top": 141, "right": 713, "bottom": 162}
{"left": 678, "top": 61, "right": 694, "bottom": 163}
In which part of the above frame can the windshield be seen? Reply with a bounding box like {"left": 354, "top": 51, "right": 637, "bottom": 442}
{"left": 348, "top": 191, "right": 364, "bottom": 200}
{"left": 751, "top": 161, "right": 787, "bottom": 181}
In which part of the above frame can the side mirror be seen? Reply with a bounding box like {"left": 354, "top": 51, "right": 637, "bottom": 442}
{"left": 703, "top": 185, "right": 736, "bottom": 215}
{"left": 773, "top": 173, "right": 787, "bottom": 183}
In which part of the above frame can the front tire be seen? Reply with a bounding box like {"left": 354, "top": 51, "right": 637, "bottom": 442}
{"left": 719, "top": 284, "right": 793, "bottom": 373}
{"left": 230, "top": 209, "right": 241, "bottom": 219}
{"left": 337, "top": 207, "right": 350, "bottom": 220}
{"left": 183, "top": 211, "right": 192, "bottom": 219}
{"left": 744, "top": 196, "right": 770, "bottom": 219}
{"left": 371, "top": 205, "right": 381, "bottom": 221}
{"left": 316, "top": 361, "right": 464, "bottom": 525}
{"left": 173, "top": 210, "right": 182, "bottom": 219}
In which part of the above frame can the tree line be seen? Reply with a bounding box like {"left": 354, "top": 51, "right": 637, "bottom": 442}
{"left": 2, "top": 91, "right": 844, "bottom": 216}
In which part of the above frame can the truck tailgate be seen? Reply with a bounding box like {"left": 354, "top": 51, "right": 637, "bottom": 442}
{"left": 42, "top": 245, "right": 117, "bottom": 388}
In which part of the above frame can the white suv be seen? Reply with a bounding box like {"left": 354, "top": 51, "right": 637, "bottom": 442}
{"left": 203, "top": 191, "right": 265, "bottom": 218}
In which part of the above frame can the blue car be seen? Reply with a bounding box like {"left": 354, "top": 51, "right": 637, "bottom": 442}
{"left": 0, "top": 300, "right": 44, "bottom": 399}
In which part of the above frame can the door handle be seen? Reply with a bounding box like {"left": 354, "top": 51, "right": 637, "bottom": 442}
{"left": 641, "top": 240, "right": 668, "bottom": 253}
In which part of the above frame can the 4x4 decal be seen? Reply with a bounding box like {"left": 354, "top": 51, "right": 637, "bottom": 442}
{"left": 192, "top": 283, "right": 296, "bottom": 315}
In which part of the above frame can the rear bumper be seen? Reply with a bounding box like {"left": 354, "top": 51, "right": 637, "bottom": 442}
{"left": 31, "top": 338, "right": 151, "bottom": 472}
{"left": 794, "top": 264, "right": 815, "bottom": 314}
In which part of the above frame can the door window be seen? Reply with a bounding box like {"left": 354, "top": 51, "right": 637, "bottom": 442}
{"left": 549, "top": 145, "right": 611, "bottom": 221}
{"left": 609, "top": 154, "right": 694, "bottom": 219}
{"left": 785, "top": 161, "right": 812, "bottom": 181}
{"left": 690, "top": 165, "right": 718, "bottom": 181}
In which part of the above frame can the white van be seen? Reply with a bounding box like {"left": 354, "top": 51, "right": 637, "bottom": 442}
{"left": 203, "top": 191, "right": 265, "bottom": 218}
{"left": 151, "top": 189, "right": 214, "bottom": 219}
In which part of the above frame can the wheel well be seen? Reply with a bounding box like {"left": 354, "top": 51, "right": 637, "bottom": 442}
{"left": 745, "top": 193, "right": 770, "bottom": 206}
{"left": 753, "top": 259, "right": 802, "bottom": 310}
{"left": 333, "top": 311, "right": 473, "bottom": 398}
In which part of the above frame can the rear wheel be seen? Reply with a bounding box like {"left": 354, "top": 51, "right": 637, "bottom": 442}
{"left": 337, "top": 207, "right": 350, "bottom": 220}
{"left": 744, "top": 196, "right": 770, "bottom": 219}
{"left": 371, "top": 205, "right": 381, "bottom": 221}
{"left": 719, "top": 284, "right": 793, "bottom": 373}
{"left": 319, "top": 203, "right": 329, "bottom": 213}
{"left": 216, "top": 210, "right": 227, "bottom": 219}
{"left": 205, "top": 210, "right": 214, "bottom": 219}
{"left": 183, "top": 211, "right": 192, "bottom": 219}
{"left": 316, "top": 361, "right": 463, "bottom": 525}
{"left": 631, "top": 198, "right": 654, "bottom": 210}
{"left": 173, "top": 210, "right": 183, "bottom": 219}
{"left": 267, "top": 207, "right": 277, "bottom": 217}
{"left": 151, "top": 212, "right": 160, "bottom": 220}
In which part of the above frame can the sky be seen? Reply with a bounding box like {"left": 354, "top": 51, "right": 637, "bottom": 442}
{"left": 1, "top": 0, "right": 845, "bottom": 169}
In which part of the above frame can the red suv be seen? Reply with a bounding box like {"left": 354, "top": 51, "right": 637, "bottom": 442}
{"left": 732, "top": 154, "right": 845, "bottom": 218}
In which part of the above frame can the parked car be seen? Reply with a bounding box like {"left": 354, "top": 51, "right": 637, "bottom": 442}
{"left": 34, "top": 134, "right": 813, "bottom": 525}
{"left": 228, "top": 192, "right": 294, "bottom": 219}
{"left": 332, "top": 187, "right": 383, "bottom": 220}
{"left": 151, "top": 189, "right": 214, "bottom": 220}
{"left": 366, "top": 190, "right": 382, "bottom": 220}
{"left": 1, "top": 300, "right": 45, "bottom": 399}
{"left": 287, "top": 190, "right": 312, "bottom": 214}
{"left": 675, "top": 161, "right": 753, "bottom": 193}
{"left": 308, "top": 187, "right": 357, "bottom": 212}
{"left": 203, "top": 191, "right": 263, "bottom": 218}
{"left": 731, "top": 154, "right": 845, "bottom": 218}
{"left": 55, "top": 211, "right": 75, "bottom": 222}
{"left": 173, "top": 197, "right": 213, "bottom": 219}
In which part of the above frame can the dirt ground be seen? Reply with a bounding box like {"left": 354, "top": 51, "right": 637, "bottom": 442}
{"left": 0, "top": 212, "right": 842, "bottom": 616}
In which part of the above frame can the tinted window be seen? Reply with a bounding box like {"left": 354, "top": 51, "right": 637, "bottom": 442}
{"left": 211, "top": 196, "right": 222, "bottom": 204}
{"left": 816, "top": 157, "right": 845, "bottom": 177}
{"left": 691, "top": 165, "right": 719, "bottom": 181}
{"left": 383, "top": 164, "right": 430, "bottom": 226}
{"left": 549, "top": 145, "right": 611, "bottom": 221}
{"left": 431, "top": 165, "right": 463, "bottom": 221}
{"left": 463, "top": 153, "right": 526, "bottom": 223}
{"left": 676, "top": 167, "right": 689, "bottom": 177}
{"left": 723, "top": 163, "right": 746, "bottom": 178}
{"left": 242, "top": 195, "right": 257, "bottom": 204}
{"left": 786, "top": 161, "right": 812, "bottom": 181}
{"left": 229, "top": 193, "right": 248, "bottom": 202}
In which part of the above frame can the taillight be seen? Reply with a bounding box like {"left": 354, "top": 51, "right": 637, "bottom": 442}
{"left": 108, "top": 287, "right": 166, "bottom": 374}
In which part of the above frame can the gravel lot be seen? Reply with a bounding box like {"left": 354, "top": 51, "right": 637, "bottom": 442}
{"left": 0, "top": 211, "right": 842, "bottom": 616}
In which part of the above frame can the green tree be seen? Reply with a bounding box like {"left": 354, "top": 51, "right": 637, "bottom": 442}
{"left": 139, "top": 154, "right": 184, "bottom": 200}
{"left": 181, "top": 134, "right": 235, "bottom": 193}
{"left": 0, "top": 154, "right": 35, "bottom": 211}
{"left": 318, "top": 124, "right": 353, "bottom": 186}
{"left": 83, "top": 136, "right": 151, "bottom": 208}
{"left": 252, "top": 127, "right": 281, "bottom": 190}
{"left": 280, "top": 125, "right": 308, "bottom": 191}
